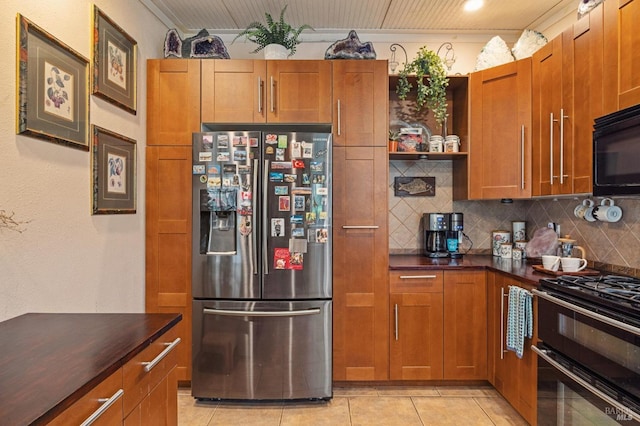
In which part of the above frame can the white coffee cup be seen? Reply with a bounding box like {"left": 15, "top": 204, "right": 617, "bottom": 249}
{"left": 542, "top": 255, "right": 561, "bottom": 271}
{"left": 560, "top": 257, "right": 588, "bottom": 272}
{"left": 592, "top": 198, "right": 623, "bottom": 223}
{"left": 574, "top": 199, "right": 594, "bottom": 219}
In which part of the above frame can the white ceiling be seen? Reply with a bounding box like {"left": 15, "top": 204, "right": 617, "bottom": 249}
{"left": 141, "top": 0, "right": 578, "bottom": 37}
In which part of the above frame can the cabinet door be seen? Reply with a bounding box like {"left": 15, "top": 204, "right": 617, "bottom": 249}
{"left": 201, "top": 60, "right": 267, "bottom": 123}
{"left": 332, "top": 60, "right": 388, "bottom": 147}
{"left": 332, "top": 146, "right": 388, "bottom": 381}
{"left": 146, "top": 146, "right": 192, "bottom": 382}
{"left": 390, "top": 292, "right": 443, "bottom": 380}
{"left": 147, "top": 60, "right": 200, "bottom": 146}
{"left": 443, "top": 270, "right": 487, "bottom": 380}
{"left": 604, "top": 0, "right": 640, "bottom": 112}
{"left": 564, "top": 6, "right": 604, "bottom": 194}
{"left": 469, "top": 59, "right": 532, "bottom": 199}
{"left": 532, "top": 37, "right": 572, "bottom": 196}
{"left": 266, "top": 60, "right": 332, "bottom": 123}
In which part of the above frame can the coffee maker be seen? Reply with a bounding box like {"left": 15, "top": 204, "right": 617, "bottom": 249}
{"left": 423, "top": 213, "right": 464, "bottom": 258}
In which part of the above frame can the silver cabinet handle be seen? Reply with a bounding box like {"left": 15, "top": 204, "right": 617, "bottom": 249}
{"left": 142, "top": 337, "right": 181, "bottom": 372}
{"left": 257, "top": 77, "right": 263, "bottom": 113}
{"left": 80, "top": 389, "right": 124, "bottom": 426}
{"left": 337, "top": 99, "right": 341, "bottom": 136}
{"left": 204, "top": 308, "right": 320, "bottom": 317}
{"left": 399, "top": 275, "right": 438, "bottom": 279}
{"left": 532, "top": 345, "right": 640, "bottom": 422}
{"left": 533, "top": 289, "right": 640, "bottom": 337}
{"left": 520, "top": 125, "right": 525, "bottom": 190}
{"left": 394, "top": 303, "right": 399, "bottom": 341}
{"left": 560, "top": 108, "right": 569, "bottom": 184}
{"left": 341, "top": 225, "right": 379, "bottom": 229}
{"left": 270, "top": 76, "right": 275, "bottom": 113}
{"left": 500, "top": 287, "right": 508, "bottom": 360}
{"left": 550, "top": 112, "right": 556, "bottom": 184}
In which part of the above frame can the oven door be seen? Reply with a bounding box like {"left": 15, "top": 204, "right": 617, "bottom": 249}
{"left": 534, "top": 289, "right": 640, "bottom": 400}
{"left": 534, "top": 345, "right": 640, "bottom": 425}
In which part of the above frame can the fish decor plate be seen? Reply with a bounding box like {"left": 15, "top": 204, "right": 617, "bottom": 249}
{"left": 394, "top": 177, "right": 435, "bottom": 197}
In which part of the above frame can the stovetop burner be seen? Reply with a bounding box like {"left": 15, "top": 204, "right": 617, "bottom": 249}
{"left": 541, "top": 274, "right": 640, "bottom": 318}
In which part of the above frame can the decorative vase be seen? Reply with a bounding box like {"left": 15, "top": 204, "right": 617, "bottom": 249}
{"left": 264, "top": 44, "right": 289, "bottom": 59}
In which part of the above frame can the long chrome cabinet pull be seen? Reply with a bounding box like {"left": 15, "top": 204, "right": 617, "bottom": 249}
{"left": 341, "top": 225, "right": 379, "bottom": 229}
{"left": 270, "top": 76, "right": 275, "bottom": 113}
{"left": 532, "top": 345, "right": 640, "bottom": 422}
{"left": 533, "top": 289, "right": 640, "bottom": 337}
{"left": 550, "top": 112, "right": 556, "bottom": 184}
{"left": 337, "top": 99, "right": 341, "bottom": 136}
{"left": 79, "top": 389, "right": 124, "bottom": 426}
{"left": 500, "top": 288, "right": 505, "bottom": 360}
{"left": 203, "top": 308, "right": 321, "bottom": 317}
{"left": 399, "top": 275, "right": 438, "bottom": 279}
{"left": 560, "top": 108, "right": 569, "bottom": 184}
{"left": 521, "top": 125, "right": 525, "bottom": 190}
{"left": 257, "top": 77, "right": 263, "bottom": 113}
{"left": 142, "top": 337, "right": 181, "bottom": 372}
{"left": 394, "top": 304, "right": 399, "bottom": 341}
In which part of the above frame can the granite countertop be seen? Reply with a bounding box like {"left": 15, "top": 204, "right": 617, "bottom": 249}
{"left": 0, "top": 312, "right": 182, "bottom": 425}
{"left": 390, "top": 254, "right": 553, "bottom": 285}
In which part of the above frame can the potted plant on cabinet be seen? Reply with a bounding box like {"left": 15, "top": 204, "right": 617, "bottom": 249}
{"left": 396, "top": 47, "right": 449, "bottom": 126}
{"left": 233, "top": 5, "right": 313, "bottom": 59}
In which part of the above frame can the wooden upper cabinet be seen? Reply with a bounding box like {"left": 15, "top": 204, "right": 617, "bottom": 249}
{"left": 147, "top": 59, "right": 201, "bottom": 146}
{"left": 604, "top": 0, "right": 640, "bottom": 112}
{"left": 201, "top": 60, "right": 331, "bottom": 123}
{"left": 201, "top": 60, "right": 267, "bottom": 123}
{"left": 468, "top": 59, "right": 532, "bottom": 200}
{"left": 332, "top": 60, "right": 388, "bottom": 147}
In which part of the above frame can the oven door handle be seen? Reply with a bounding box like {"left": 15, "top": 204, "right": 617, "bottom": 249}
{"left": 532, "top": 345, "right": 640, "bottom": 422}
{"left": 532, "top": 289, "right": 640, "bottom": 337}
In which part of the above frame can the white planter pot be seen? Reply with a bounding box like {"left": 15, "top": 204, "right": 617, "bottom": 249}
{"left": 264, "top": 44, "right": 289, "bottom": 59}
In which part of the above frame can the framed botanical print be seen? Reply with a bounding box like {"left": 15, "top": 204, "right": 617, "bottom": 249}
{"left": 92, "top": 6, "right": 137, "bottom": 114}
{"left": 16, "top": 14, "right": 90, "bottom": 150}
{"left": 91, "top": 125, "right": 137, "bottom": 214}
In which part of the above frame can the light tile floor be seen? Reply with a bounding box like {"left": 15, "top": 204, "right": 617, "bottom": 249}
{"left": 178, "top": 385, "right": 529, "bottom": 425}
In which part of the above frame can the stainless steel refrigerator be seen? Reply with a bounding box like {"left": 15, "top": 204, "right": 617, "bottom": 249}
{"left": 191, "top": 125, "right": 332, "bottom": 401}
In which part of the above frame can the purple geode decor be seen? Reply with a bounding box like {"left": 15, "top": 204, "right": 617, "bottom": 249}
{"left": 163, "top": 28, "right": 230, "bottom": 59}
{"left": 324, "top": 30, "right": 376, "bottom": 60}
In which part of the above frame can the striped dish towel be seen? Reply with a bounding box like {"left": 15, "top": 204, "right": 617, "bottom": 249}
{"left": 506, "top": 286, "right": 533, "bottom": 359}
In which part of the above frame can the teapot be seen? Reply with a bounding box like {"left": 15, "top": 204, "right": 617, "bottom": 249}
{"left": 558, "top": 237, "right": 586, "bottom": 258}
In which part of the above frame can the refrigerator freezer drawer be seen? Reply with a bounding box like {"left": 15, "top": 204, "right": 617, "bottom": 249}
{"left": 192, "top": 299, "right": 332, "bottom": 400}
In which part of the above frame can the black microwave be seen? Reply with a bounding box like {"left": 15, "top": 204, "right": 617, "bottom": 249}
{"left": 593, "top": 103, "right": 640, "bottom": 196}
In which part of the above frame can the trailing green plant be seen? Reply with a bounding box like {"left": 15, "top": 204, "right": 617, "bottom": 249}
{"left": 232, "top": 5, "right": 313, "bottom": 57}
{"left": 396, "top": 47, "right": 449, "bottom": 125}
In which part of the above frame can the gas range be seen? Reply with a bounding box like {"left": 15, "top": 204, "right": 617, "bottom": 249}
{"left": 540, "top": 274, "right": 640, "bottom": 322}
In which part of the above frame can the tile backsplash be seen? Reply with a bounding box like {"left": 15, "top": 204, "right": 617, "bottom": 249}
{"left": 389, "top": 159, "right": 640, "bottom": 272}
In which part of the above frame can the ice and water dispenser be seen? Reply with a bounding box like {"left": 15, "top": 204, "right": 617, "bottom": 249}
{"left": 199, "top": 188, "right": 238, "bottom": 255}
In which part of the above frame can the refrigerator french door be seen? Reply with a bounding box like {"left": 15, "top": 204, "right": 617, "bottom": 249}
{"left": 191, "top": 126, "right": 332, "bottom": 401}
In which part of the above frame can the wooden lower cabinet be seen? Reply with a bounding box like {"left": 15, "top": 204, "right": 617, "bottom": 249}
{"left": 487, "top": 271, "right": 537, "bottom": 425}
{"left": 389, "top": 270, "right": 486, "bottom": 381}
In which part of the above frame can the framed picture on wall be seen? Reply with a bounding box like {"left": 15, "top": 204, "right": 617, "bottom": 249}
{"left": 16, "top": 14, "right": 90, "bottom": 150}
{"left": 91, "top": 125, "right": 137, "bottom": 214}
{"left": 92, "top": 6, "right": 137, "bottom": 114}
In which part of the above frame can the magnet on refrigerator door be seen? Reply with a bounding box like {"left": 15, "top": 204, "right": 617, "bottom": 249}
{"left": 193, "top": 165, "right": 206, "bottom": 174}
{"left": 291, "top": 141, "right": 302, "bottom": 158}
{"left": 274, "top": 248, "right": 289, "bottom": 269}
{"left": 274, "top": 186, "right": 288, "bottom": 195}
{"left": 202, "top": 135, "right": 213, "bottom": 149}
{"left": 272, "top": 218, "right": 285, "bottom": 237}
{"left": 216, "top": 134, "right": 228, "bottom": 148}
{"left": 277, "top": 135, "right": 288, "bottom": 148}
{"left": 302, "top": 143, "right": 313, "bottom": 158}
{"left": 278, "top": 196, "right": 290, "bottom": 211}
{"left": 276, "top": 148, "right": 285, "bottom": 161}
{"left": 199, "top": 152, "right": 213, "bottom": 162}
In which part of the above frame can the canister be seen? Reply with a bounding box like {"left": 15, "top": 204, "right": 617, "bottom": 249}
{"left": 512, "top": 221, "right": 526, "bottom": 242}
{"left": 500, "top": 243, "right": 513, "bottom": 259}
{"left": 492, "top": 230, "right": 511, "bottom": 256}
{"left": 514, "top": 240, "right": 528, "bottom": 258}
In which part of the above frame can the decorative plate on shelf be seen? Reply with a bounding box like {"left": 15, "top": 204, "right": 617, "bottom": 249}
{"left": 409, "top": 122, "right": 432, "bottom": 141}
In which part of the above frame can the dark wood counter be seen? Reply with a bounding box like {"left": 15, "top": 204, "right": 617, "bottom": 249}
{"left": 0, "top": 312, "right": 181, "bottom": 425}
{"left": 390, "top": 254, "right": 554, "bottom": 285}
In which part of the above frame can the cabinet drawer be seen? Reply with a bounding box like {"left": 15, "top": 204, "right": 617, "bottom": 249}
{"left": 123, "top": 327, "right": 180, "bottom": 417}
{"left": 49, "top": 369, "right": 123, "bottom": 426}
{"left": 390, "top": 270, "right": 444, "bottom": 293}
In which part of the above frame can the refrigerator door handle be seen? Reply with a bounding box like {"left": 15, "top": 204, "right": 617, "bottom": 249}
{"left": 252, "top": 159, "right": 259, "bottom": 274}
{"left": 263, "top": 159, "right": 269, "bottom": 275}
{"left": 203, "top": 307, "right": 321, "bottom": 317}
